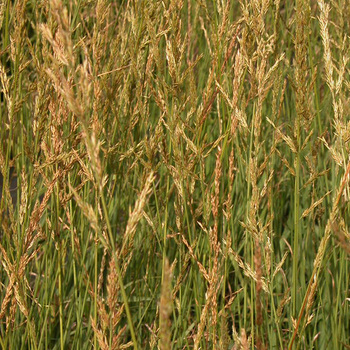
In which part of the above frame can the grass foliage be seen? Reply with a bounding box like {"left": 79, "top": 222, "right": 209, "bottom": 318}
{"left": 0, "top": 0, "right": 349, "bottom": 349}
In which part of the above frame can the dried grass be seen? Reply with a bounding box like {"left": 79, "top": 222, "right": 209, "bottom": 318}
{"left": 0, "top": 0, "right": 349, "bottom": 349}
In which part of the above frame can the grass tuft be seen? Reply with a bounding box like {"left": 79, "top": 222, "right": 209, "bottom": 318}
{"left": 0, "top": 0, "right": 349, "bottom": 349}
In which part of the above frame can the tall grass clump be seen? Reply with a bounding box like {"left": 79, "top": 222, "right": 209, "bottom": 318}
{"left": 0, "top": 0, "right": 349, "bottom": 349}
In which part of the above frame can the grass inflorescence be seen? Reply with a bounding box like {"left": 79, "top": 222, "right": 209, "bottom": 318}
{"left": 0, "top": 0, "right": 349, "bottom": 349}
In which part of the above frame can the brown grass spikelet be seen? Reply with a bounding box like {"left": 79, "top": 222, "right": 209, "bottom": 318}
{"left": 159, "top": 258, "right": 173, "bottom": 350}
{"left": 305, "top": 278, "right": 317, "bottom": 317}
{"left": 0, "top": 0, "right": 5, "bottom": 30}
{"left": 107, "top": 259, "right": 124, "bottom": 331}
{"left": 300, "top": 190, "right": 331, "bottom": 219}
{"left": 49, "top": 0, "right": 74, "bottom": 66}
{"left": 181, "top": 233, "right": 210, "bottom": 283}
{"left": 232, "top": 327, "right": 250, "bottom": 350}
{"left": 208, "top": 146, "right": 222, "bottom": 347}
{"left": 318, "top": 0, "right": 334, "bottom": 92}
{"left": 294, "top": 0, "right": 311, "bottom": 127}
{"left": 91, "top": 316, "right": 109, "bottom": 350}
{"left": 277, "top": 288, "right": 291, "bottom": 320}
{"left": 0, "top": 62, "right": 12, "bottom": 122}
{"left": 219, "top": 310, "right": 230, "bottom": 350}
{"left": 121, "top": 170, "right": 155, "bottom": 257}
{"left": 211, "top": 147, "right": 222, "bottom": 244}
{"left": 241, "top": 328, "right": 249, "bottom": 350}
{"left": 0, "top": 243, "right": 38, "bottom": 346}
{"left": 333, "top": 218, "right": 350, "bottom": 255}
{"left": 193, "top": 282, "right": 215, "bottom": 350}
{"left": 90, "top": 257, "right": 127, "bottom": 350}
{"left": 69, "top": 182, "right": 100, "bottom": 234}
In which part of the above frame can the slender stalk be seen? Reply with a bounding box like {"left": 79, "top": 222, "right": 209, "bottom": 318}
{"left": 293, "top": 116, "right": 301, "bottom": 321}
{"left": 100, "top": 192, "right": 138, "bottom": 350}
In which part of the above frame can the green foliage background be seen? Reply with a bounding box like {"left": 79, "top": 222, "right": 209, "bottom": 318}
{"left": 0, "top": 0, "right": 349, "bottom": 349}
